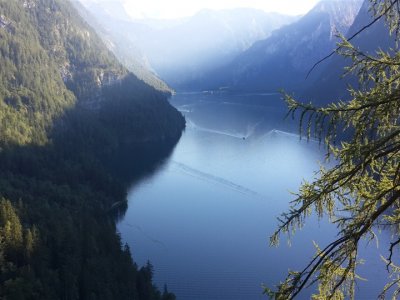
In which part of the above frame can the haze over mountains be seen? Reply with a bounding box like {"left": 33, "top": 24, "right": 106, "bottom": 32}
{"left": 132, "top": 9, "right": 296, "bottom": 88}
{"left": 74, "top": 1, "right": 297, "bottom": 89}
{"left": 195, "top": 0, "right": 364, "bottom": 93}
{"left": 75, "top": 0, "right": 392, "bottom": 100}
{"left": 0, "top": 0, "right": 394, "bottom": 299}
{"left": 71, "top": 0, "right": 173, "bottom": 93}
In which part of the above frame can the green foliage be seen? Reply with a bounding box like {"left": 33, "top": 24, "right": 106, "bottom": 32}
{"left": 0, "top": 0, "right": 181, "bottom": 147}
{"left": 0, "top": 0, "right": 185, "bottom": 299}
{"left": 0, "top": 198, "right": 39, "bottom": 299}
{"left": 268, "top": 1, "right": 400, "bottom": 299}
{"left": 0, "top": 0, "right": 76, "bottom": 146}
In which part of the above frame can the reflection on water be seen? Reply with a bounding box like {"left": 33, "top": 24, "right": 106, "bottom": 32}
{"left": 118, "top": 93, "right": 393, "bottom": 300}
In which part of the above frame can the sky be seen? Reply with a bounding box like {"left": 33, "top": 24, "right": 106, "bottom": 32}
{"left": 82, "top": 0, "right": 321, "bottom": 19}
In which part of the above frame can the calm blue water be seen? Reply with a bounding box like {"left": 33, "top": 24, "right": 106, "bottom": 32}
{"left": 118, "top": 93, "right": 393, "bottom": 300}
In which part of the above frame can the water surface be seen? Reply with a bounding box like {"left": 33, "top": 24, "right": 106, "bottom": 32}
{"left": 118, "top": 93, "right": 393, "bottom": 300}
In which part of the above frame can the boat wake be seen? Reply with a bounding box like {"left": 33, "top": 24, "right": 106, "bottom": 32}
{"left": 171, "top": 161, "right": 266, "bottom": 201}
{"left": 263, "top": 129, "right": 319, "bottom": 143}
{"left": 186, "top": 119, "right": 248, "bottom": 139}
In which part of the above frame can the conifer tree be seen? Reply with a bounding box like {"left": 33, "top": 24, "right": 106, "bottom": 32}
{"left": 268, "top": 0, "right": 400, "bottom": 299}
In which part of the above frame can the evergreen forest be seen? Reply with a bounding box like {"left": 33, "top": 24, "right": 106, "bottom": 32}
{"left": 0, "top": 0, "right": 185, "bottom": 299}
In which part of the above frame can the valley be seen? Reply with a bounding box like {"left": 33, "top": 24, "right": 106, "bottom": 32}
{"left": 0, "top": 0, "right": 398, "bottom": 299}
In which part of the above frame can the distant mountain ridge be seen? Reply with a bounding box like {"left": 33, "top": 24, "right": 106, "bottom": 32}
{"left": 138, "top": 8, "right": 297, "bottom": 89}
{"left": 190, "top": 0, "right": 363, "bottom": 93}
{"left": 75, "top": 2, "right": 297, "bottom": 90}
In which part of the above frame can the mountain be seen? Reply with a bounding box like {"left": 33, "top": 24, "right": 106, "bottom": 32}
{"left": 0, "top": 0, "right": 75, "bottom": 145}
{"left": 0, "top": 0, "right": 183, "bottom": 299}
{"left": 0, "top": 0, "right": 183, "bottom": 147}
{"left": 71, "top": 0, "right": 172, "bottom": 93}
{"left": 141, "top": 9, "right": 297, "bottom": 89}
{"left": 303, "top": 0, "right": 396, "bottom": 104}
{"left": 76, "top": 3, "right": 297, "bottom": 90}
{"left": 195, "top": 0, "right": 363, "bottom": 94}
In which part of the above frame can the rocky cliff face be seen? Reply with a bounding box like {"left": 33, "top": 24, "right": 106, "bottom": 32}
{"left": 28, "top": 0, "right": 128, "bottom": 103}
{"left": 71, "top": 0, "right": 173, "bottom": 94}
{"left": 316, "top": 0, "right": 364, "bottom": 38}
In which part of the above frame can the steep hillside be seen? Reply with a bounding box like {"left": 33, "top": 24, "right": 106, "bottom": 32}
{"left": 195, "top": 0, "right": 363, "bottom": 93}
{"left": 71, "top": 0, "right": 172, "bottom": 93}
{"left": 0, "top": 0, "right": 76, "bottom": 145}
{"left": 0, "top": 0, "right": 183, "bottom": 146}
{"left": 0, "top": 0, "right": 184, "bottom": 299}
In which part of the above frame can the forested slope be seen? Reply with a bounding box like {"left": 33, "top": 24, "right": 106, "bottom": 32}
{"left": 0, "top": 0, "right": 184, "bottom": 299}
{"left": 70, "top": 0, "right": 173, "bottom": 94}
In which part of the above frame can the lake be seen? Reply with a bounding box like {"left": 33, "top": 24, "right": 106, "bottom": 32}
{"left": 118, "top": 93, "right": 393, "bottom": 300}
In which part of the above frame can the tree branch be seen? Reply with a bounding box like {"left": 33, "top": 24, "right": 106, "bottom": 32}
{"left": 306, "top": 0, "right": 400, "bottom": 78}
{"left": 387, "top": 237, "right": 400, "bottom": 271}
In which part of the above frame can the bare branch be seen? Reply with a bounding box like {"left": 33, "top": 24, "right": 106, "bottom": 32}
{"left": 387, "top": 237, "right": 400, "bottom": 271}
